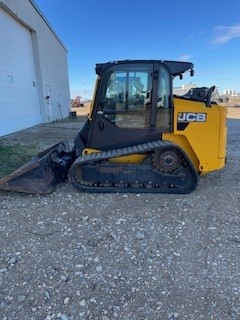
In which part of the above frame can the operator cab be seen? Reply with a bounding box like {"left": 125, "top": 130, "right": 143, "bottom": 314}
{"left": 87, "top": 60, "right": 194, "bottom": 150}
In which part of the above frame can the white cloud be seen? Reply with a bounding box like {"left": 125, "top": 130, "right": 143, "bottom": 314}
{"left": 177, "top": 55, "right": 192, "bottom": 61}
{"left": 213, "top": 23, "right": 240, "bottom": 45}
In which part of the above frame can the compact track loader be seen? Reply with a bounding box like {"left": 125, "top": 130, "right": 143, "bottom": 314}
{"left": 0, "top": 60, "right": 227, "bottom": 194}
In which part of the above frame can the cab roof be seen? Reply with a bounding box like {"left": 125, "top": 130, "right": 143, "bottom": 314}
{"left": 95, "top": 60, "right": 194, "bottom": 78}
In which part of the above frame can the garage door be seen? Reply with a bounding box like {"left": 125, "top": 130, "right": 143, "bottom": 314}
{"left": 0, "top": 7, "right": 41, "bottom": 136}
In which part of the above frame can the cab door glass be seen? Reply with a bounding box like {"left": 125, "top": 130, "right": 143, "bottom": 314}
{"left": 100, "top": 65, "right": 152, "bottom": 128}
{"left": 156, "top": 66, "right": 171, "bottom": 129}
{"left": 157, "top": 66, "right": 171, "bottom": 108}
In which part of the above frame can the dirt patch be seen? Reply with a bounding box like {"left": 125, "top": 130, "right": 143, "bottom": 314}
{"left": 226, "top": 107, "right": 240, "bottom": 119}
{"left": 71, "top": 104, "right": 91, "bottom": 117}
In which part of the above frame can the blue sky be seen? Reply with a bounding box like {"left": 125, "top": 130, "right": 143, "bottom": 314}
{"left": 35, "top": 0, "right": 240, "bottom": 99}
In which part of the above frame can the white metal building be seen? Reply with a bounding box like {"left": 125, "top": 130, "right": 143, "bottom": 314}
{"left": 0, "top": 0, "right": 71, "bottom": 136}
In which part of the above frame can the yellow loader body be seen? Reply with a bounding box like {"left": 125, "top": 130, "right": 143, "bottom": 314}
{"left": 163, "top": 98, "right": 227, "bottom": 174}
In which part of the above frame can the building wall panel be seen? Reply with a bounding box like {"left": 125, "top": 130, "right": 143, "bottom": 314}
{"left": 0, "top": 6, "right": 41, "bottom": 136}
{"left": 0, "top": 0, "right": 70, "bottom": 131}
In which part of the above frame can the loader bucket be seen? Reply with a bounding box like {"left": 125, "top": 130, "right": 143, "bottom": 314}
{"left": 0, "top": 141, "right": 75, "bottom": 194}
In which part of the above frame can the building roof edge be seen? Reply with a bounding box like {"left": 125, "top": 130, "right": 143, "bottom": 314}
{"left": 29, "top": 0, "right": 68, "bottom": 52}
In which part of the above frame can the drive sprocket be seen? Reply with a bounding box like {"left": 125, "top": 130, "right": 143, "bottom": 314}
{"left": 152, "top": 148, "right": 181, "bottom": 173}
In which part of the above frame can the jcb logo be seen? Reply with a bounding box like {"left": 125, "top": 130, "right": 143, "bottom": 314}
{"left": 178, "top": 112, "right": 207, "bottom": 122}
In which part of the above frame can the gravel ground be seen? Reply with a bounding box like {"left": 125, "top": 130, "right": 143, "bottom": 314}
{"left": 0, "top": 117, "right": 240, "bottom": 320}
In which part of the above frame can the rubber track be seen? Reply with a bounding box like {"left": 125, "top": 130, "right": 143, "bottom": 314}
{"left": 68, "top": 140, "right": 198, "bottom": 194}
